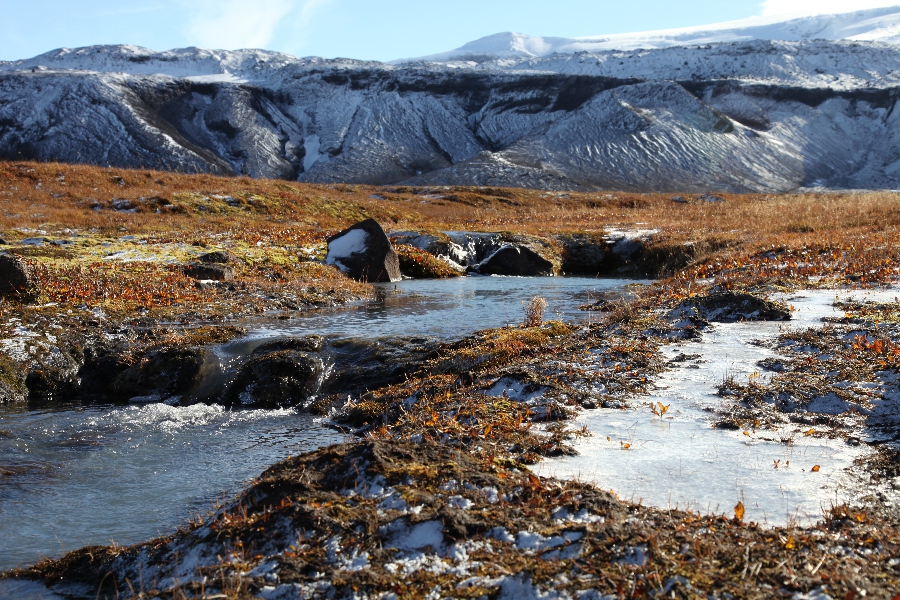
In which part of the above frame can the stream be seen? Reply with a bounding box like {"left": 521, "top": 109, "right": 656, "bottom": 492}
{"left": 0, "top": 276, "right": 632, "bottom": 572}
{"left": 0, "top": 279, "right": 895, "bottom": 574}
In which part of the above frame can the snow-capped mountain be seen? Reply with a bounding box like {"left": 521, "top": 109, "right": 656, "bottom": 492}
{"left": 403, "top": 5, "right": 900, "bottom": 61}
{"left": 3, "top": 8, "right": 900, "bottom": 192}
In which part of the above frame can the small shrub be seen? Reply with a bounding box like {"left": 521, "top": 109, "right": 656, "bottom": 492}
{"left": 524, "top": 296, "right": 548, "bottom": 328}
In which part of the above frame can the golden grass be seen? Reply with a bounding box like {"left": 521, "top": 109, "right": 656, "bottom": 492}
{"left": 3, "top": 160, "right": 900, "bottom": 315}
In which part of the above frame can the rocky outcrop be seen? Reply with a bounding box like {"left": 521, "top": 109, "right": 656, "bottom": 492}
{"left": 326, "top": 219, "right": 400, "bottom": 283}
{"left": 0, "top": 254, "right": 36, "bottom": 300}
{"left": 470, "top": 244, "right": 556, "bottom": 276}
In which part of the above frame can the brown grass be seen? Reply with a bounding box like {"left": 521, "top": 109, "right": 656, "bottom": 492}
{"left": 3, "top": 160, "right": 900, "bottom": 314}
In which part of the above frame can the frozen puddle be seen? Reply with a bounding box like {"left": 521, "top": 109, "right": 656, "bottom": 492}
{"left": 539, "top": 288, "right": 900, "bottom": 527}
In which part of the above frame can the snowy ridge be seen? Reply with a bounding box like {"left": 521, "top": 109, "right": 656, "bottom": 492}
{"left": 403, "top": 5, "right": 900, "bottom": 61}
{"left": 4, "top": 8, "right": 900, "bottom": 192}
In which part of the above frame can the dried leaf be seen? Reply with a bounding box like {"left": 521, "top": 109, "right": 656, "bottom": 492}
{"left": 734, "top": 501, "right": 745, "bottom": 521}
{"left": 811, "top": 465, "right": 821, "bottom": 472}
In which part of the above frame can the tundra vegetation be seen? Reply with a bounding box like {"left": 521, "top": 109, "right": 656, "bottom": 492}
{"left": 1, "top": 161, "right": 899, "bottom": 598}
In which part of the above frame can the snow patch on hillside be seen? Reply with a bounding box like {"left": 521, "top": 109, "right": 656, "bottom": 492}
{"left": 401, "top": 5, "right": 900, "bottom": 62}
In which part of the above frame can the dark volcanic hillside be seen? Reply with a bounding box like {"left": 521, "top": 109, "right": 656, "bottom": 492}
{"left": 3, "top": 40, "right": 900, "bottom": 192}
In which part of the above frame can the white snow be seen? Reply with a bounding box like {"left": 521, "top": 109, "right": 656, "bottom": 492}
{"left": 381, "top": 519, "right": 444, "bottom": 551}
{"left": 539, "top": 287, "right": 900, "bottom": 527}
{"left": 401, "top": 6, "right": 900, "bottom": 62}
{"left": 325, "top": 229, "right": 368, "bottom": 270}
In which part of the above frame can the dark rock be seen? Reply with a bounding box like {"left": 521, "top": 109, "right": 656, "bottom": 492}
{"left": 698, "top": 193, "right": 726, "bottom": 203}
{"left": 0, "top": 237, "right": 7, "bottom": 245}
{"left": 110, "top": 347, "right": 213, "bottom": 402}
{"left": 471, "top": 244, "right": 554, "bottom": 276}
{"left": 671, "top": 196, "right": 688, "bottom": 203}
{"left": 556, "top": 234, "right": 610, "bottom": 275}
{"left": 0, "top": 254, "right": 37, "bottom": 299}
{"left": 326, "top": 219, "right": 401, "bottom": 283}
{"left": 253, "top": 335, "right": 326, "bottom": 354}
{"left": 198, "top": 250, "right": 239, "bottom": 265}
{"left": 668, "top": 292, "right": 791, "bottom": 324}
{"left": 184, "top": 262, "right": 235, "bottom": 281}
{"left": 323, "top": 336, "right": 437, "bottom": 397}
{"left": 222, "top": 350, "right": 324, "bottom": 408}
{"left": 23, "top": 343, "right": 85, "bottom": 399}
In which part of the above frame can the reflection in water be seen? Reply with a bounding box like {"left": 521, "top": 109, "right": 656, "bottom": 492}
{"left": 241, "top": 276, "right": 639, "bottom": 342}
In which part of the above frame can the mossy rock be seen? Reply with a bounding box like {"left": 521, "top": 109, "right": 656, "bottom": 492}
{"left": 0, "top": 354, "right": 27, "bottom": 404}
{"left": 395, "top": 244, "right": 463, "bottom": 279}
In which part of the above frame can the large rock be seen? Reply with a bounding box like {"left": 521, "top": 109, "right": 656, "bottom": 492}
{"left": 327, "top": 219, "right": 401, "bottom": 283}
{"left": 667, "top": 291, "right": 792, "bottom": 325}
{"left": 184, "top": 262, "right": 235, "bottom": 281}
{"left": 0, "top": 254, "right": 36, "bottom": 299}
{"left": 556, "top": 234, "right": 611, "bottom": 274}
{"left": 197, "top": 250, "right": 239, "bottom": 265}
{"left": 222, "top": 349, "right": 325, "bottom": 408}
{"left": 110, "top": 347, "right": 213, "bottom": 402}
{"left": 471, "top": 244, "right": 555, "bottom": 276}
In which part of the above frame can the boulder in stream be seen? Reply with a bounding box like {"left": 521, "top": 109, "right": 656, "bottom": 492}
{"left": 471, "top": 244, "right": 555, "bottom": 276}
{"left": 222, "top": 350, "right": 325, "bottom": 408}
{"left": 110, "top": 347, "right": 213, "bottom": 402}
{"left": 327, "top": 219, "right": 400, "bottom": 283}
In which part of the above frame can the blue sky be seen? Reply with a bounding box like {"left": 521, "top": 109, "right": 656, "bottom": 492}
{"left": 0, "top": 0, "right": 896, "bottom": 62}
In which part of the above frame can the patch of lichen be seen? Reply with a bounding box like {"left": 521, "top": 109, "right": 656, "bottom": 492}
{"left": 429, "top": 321, "right": 572, "bottom": 374}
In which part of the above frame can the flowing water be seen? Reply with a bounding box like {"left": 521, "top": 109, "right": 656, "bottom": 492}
{"left": 0, "top": 276, "right": 632, "bottom": 572}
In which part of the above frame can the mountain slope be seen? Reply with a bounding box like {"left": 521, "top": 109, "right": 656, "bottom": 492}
{"left": 4, "top": 10, "right": 900, "bottom": 193}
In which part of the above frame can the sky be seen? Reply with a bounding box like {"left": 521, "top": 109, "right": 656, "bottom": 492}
{"left": 0, "top": 0, "right": 898, "bottom": 63}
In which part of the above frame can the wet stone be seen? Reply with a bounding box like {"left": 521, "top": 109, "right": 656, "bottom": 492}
{"left": 253, "top": 335, "right": 327, "bottom": 354}
{"left": 222, "top": 350, "right": 325, "bottom": 408}
{"left": 110, "top": 347, "right": 211, "bottom": 402}
{"left": 471, "top": 244, "right": 555, "bottom": 276}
